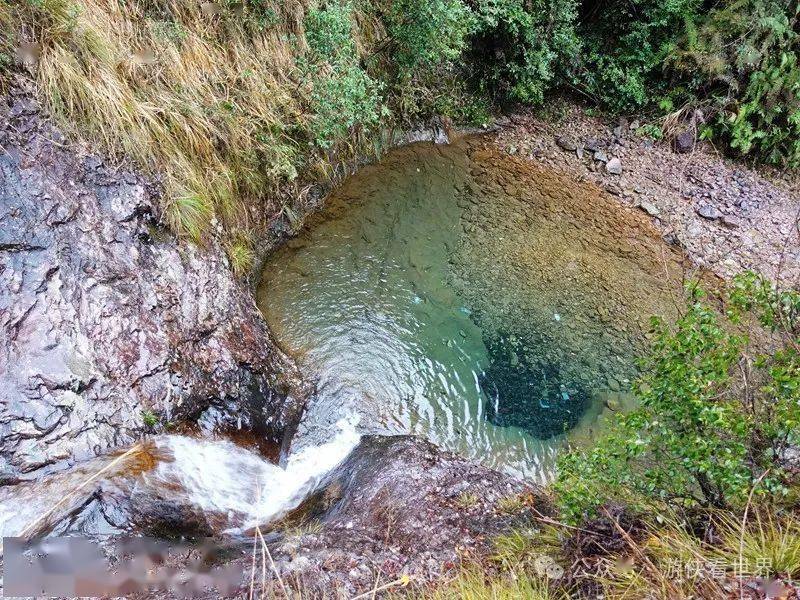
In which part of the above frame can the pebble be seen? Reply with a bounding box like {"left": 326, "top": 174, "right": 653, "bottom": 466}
{"left": 639, "top": 201, "right": 660, "bottom": 217}
{"left": 556, "top": 136, "right": 578, "bottom": 152}
{"left": 721, "top": 215, "right": 743, "bottom": 229}
{"left": 697, "top": 204, "right": 722, "bottom": 220}
{"left": 606, "top": 158, "right": 623, "bottom": 175}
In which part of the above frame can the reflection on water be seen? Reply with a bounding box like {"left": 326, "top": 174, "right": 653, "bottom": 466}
{"left": 258, "top": 137, "right": 686, "bottom": 481}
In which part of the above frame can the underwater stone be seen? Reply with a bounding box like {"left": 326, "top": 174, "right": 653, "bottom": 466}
{"left": 480, "top": 337, "right": 589, "bottom": 440}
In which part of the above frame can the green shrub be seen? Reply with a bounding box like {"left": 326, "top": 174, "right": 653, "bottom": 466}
{"left": 720, "top": 51, "right": 800, "bottom": 167}
{"left": 303, "top": 1, "right": 387, "bottom": 148}
{"left": 554, "top": 274, "right": 800, "bottom": 524}
{"left": 669, "top": 0, "right": 800, "bottom": 167}
{"left": 381, "top": 0, "right": 476, "bottom": 74}
{"left": 564, "top": 0, "right": 799, "bottom": 167}
{"left": 574, "top": 0, "right": 703, "bottom": 111}
{"left": 373, "top": 0, "right": 580, "bottom": 113}
{"left": 469, "top": 0, "right": 580, "bottom": 105}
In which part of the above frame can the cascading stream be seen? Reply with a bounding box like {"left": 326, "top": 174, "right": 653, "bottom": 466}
{"left": 0, "top": 417, "right": 360, "bottom": 541}
{"left": 0, "top": 135, "right": 688, "bottom": 540}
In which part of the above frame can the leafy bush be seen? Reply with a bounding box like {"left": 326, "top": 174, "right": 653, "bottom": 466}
{"left": 303, "top": 1, "right": 386, "bottom": 148}
{"left": 565, "top": 0, "right": 799, "bottom": 167}
{"left": 669, "top": 0, "right": 800, "bottom": 167}
{"left": 372, "top": 0, "right": 580, "bottom": 113}
{"left": 468, "top": 0, "right": 581, "bottom": 105}
{"left": 554, "top": 274, "right": 800, "bottom": 524}
{"left": 380, "top": 0, "right": 476, "bottom": 74}
{"left": 575, "top": 0, "right": 703, "bottom": 111}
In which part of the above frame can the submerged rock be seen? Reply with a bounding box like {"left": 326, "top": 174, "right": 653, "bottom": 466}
{"left": 0, "top": 92, "right": 309, "bottom": 482}
{"left": 479, "top": 335, "right": 590, "bottom": 439}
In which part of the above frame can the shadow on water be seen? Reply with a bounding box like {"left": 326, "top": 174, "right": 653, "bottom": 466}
{"left": 480, "top": 331, "right": 590, "bottom": 440}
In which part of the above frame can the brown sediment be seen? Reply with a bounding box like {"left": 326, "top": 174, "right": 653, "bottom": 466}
{"left": 454, "top": 134, "right": 706, "bottom": 357}
{"left": 493, "top": 104, "right": 799, "bottom": 285}
{"left": 447, "top": 135, "right": 719, "bottom": 440}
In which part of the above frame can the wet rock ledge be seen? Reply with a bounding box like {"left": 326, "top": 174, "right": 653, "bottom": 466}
{"left": 0, "top": 90, "right": 309, "bottom": 483}
{"left": 129, "top": 435, "right": 540, "bottom": 599}
{"left": 269, "top": 435, "right": 539, "bottom": 595}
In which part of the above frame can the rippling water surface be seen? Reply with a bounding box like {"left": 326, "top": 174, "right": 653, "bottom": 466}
{"left": 0, "top": 137, "right": 690, "bottom": 542}
{"left": 259, "top": 137, "right": 685, "bottom": 481}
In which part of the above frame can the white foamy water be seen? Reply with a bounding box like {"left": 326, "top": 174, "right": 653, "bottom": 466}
{"left": 149, "top": 416, "right": 361, "bottom": 531}
{"left": 0, "top": 416, "right": 361, "bottom": 541}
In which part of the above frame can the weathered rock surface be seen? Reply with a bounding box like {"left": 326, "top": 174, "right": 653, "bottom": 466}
{"left": 268, "top": 436, "right": 537, "bottom": 594}
{"left": 1, "top": 434, "right": 540, "bottom": 597}
{"left": 0, "top": 91, "right": 308, "bottom": 482}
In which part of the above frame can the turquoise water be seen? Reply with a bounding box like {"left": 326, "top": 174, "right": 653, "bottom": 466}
{"left": 258, "top": 138, "right": 682, "bottom": 481}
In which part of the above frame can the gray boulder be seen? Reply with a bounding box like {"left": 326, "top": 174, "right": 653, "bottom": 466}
{"left": 606, "top": 157, "right": 623, "bottom": 175}
{"left": 673, "top": 130, "right": 695, "bottom": 154}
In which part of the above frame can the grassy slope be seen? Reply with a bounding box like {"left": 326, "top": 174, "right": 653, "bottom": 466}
{"left": 0, "top": 0, "right": 389, "bottom": 272}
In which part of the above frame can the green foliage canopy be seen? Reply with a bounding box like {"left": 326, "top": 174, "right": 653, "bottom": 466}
{"left": 554, "top": 274, "right": 800, "bottom": 524}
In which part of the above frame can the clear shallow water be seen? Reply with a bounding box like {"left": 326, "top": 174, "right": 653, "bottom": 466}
{"left": 0, "top": 137, "right": 688, "bottom": 542}
{"left": 259, "top": 137, "right": 685, "bottom": 481}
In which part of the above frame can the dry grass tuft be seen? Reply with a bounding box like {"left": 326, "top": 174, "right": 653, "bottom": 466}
{"left": 401, "top": 567, "right": 564, "bottom": 600}
{"left": 1, "top": 0, "right": 385, "bottom": 263}
{"left": 12, "top": 0, "right": 308, "bottom": 238}
{"left": 592, "top": 507, "right": 800, "bottom": 599}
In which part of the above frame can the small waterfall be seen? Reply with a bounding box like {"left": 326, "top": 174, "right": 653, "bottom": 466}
{"left": 148, "top": 416, "right": 361, "bottom": 532}
{"left": 0, "top": 416, "right": 361, "bottom": 541}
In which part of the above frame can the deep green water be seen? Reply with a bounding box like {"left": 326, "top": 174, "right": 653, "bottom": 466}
{"left": 258, "top": 138, "right": 683, "bottom": 480}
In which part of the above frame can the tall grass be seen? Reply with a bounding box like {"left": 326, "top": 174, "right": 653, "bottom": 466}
{"left": 10, "top": 0, "right": 309, "bottom": 241}
{"left": 595, "top": 507, "right": 800, "bottom": 599}
{"left": 404, "top": 568, "right": 565, "bottom": 600}
{"left": 2, "top": 0, "right": 384, "bottom": 255}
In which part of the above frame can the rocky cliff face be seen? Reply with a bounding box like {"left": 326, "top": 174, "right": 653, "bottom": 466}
{"left": 0, "top": 88, "right": 309, "bottom": 482}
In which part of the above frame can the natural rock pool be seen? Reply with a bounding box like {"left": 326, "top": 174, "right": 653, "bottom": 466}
{"left": 258, "top": 136, "right": 689, "bottom": 481}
